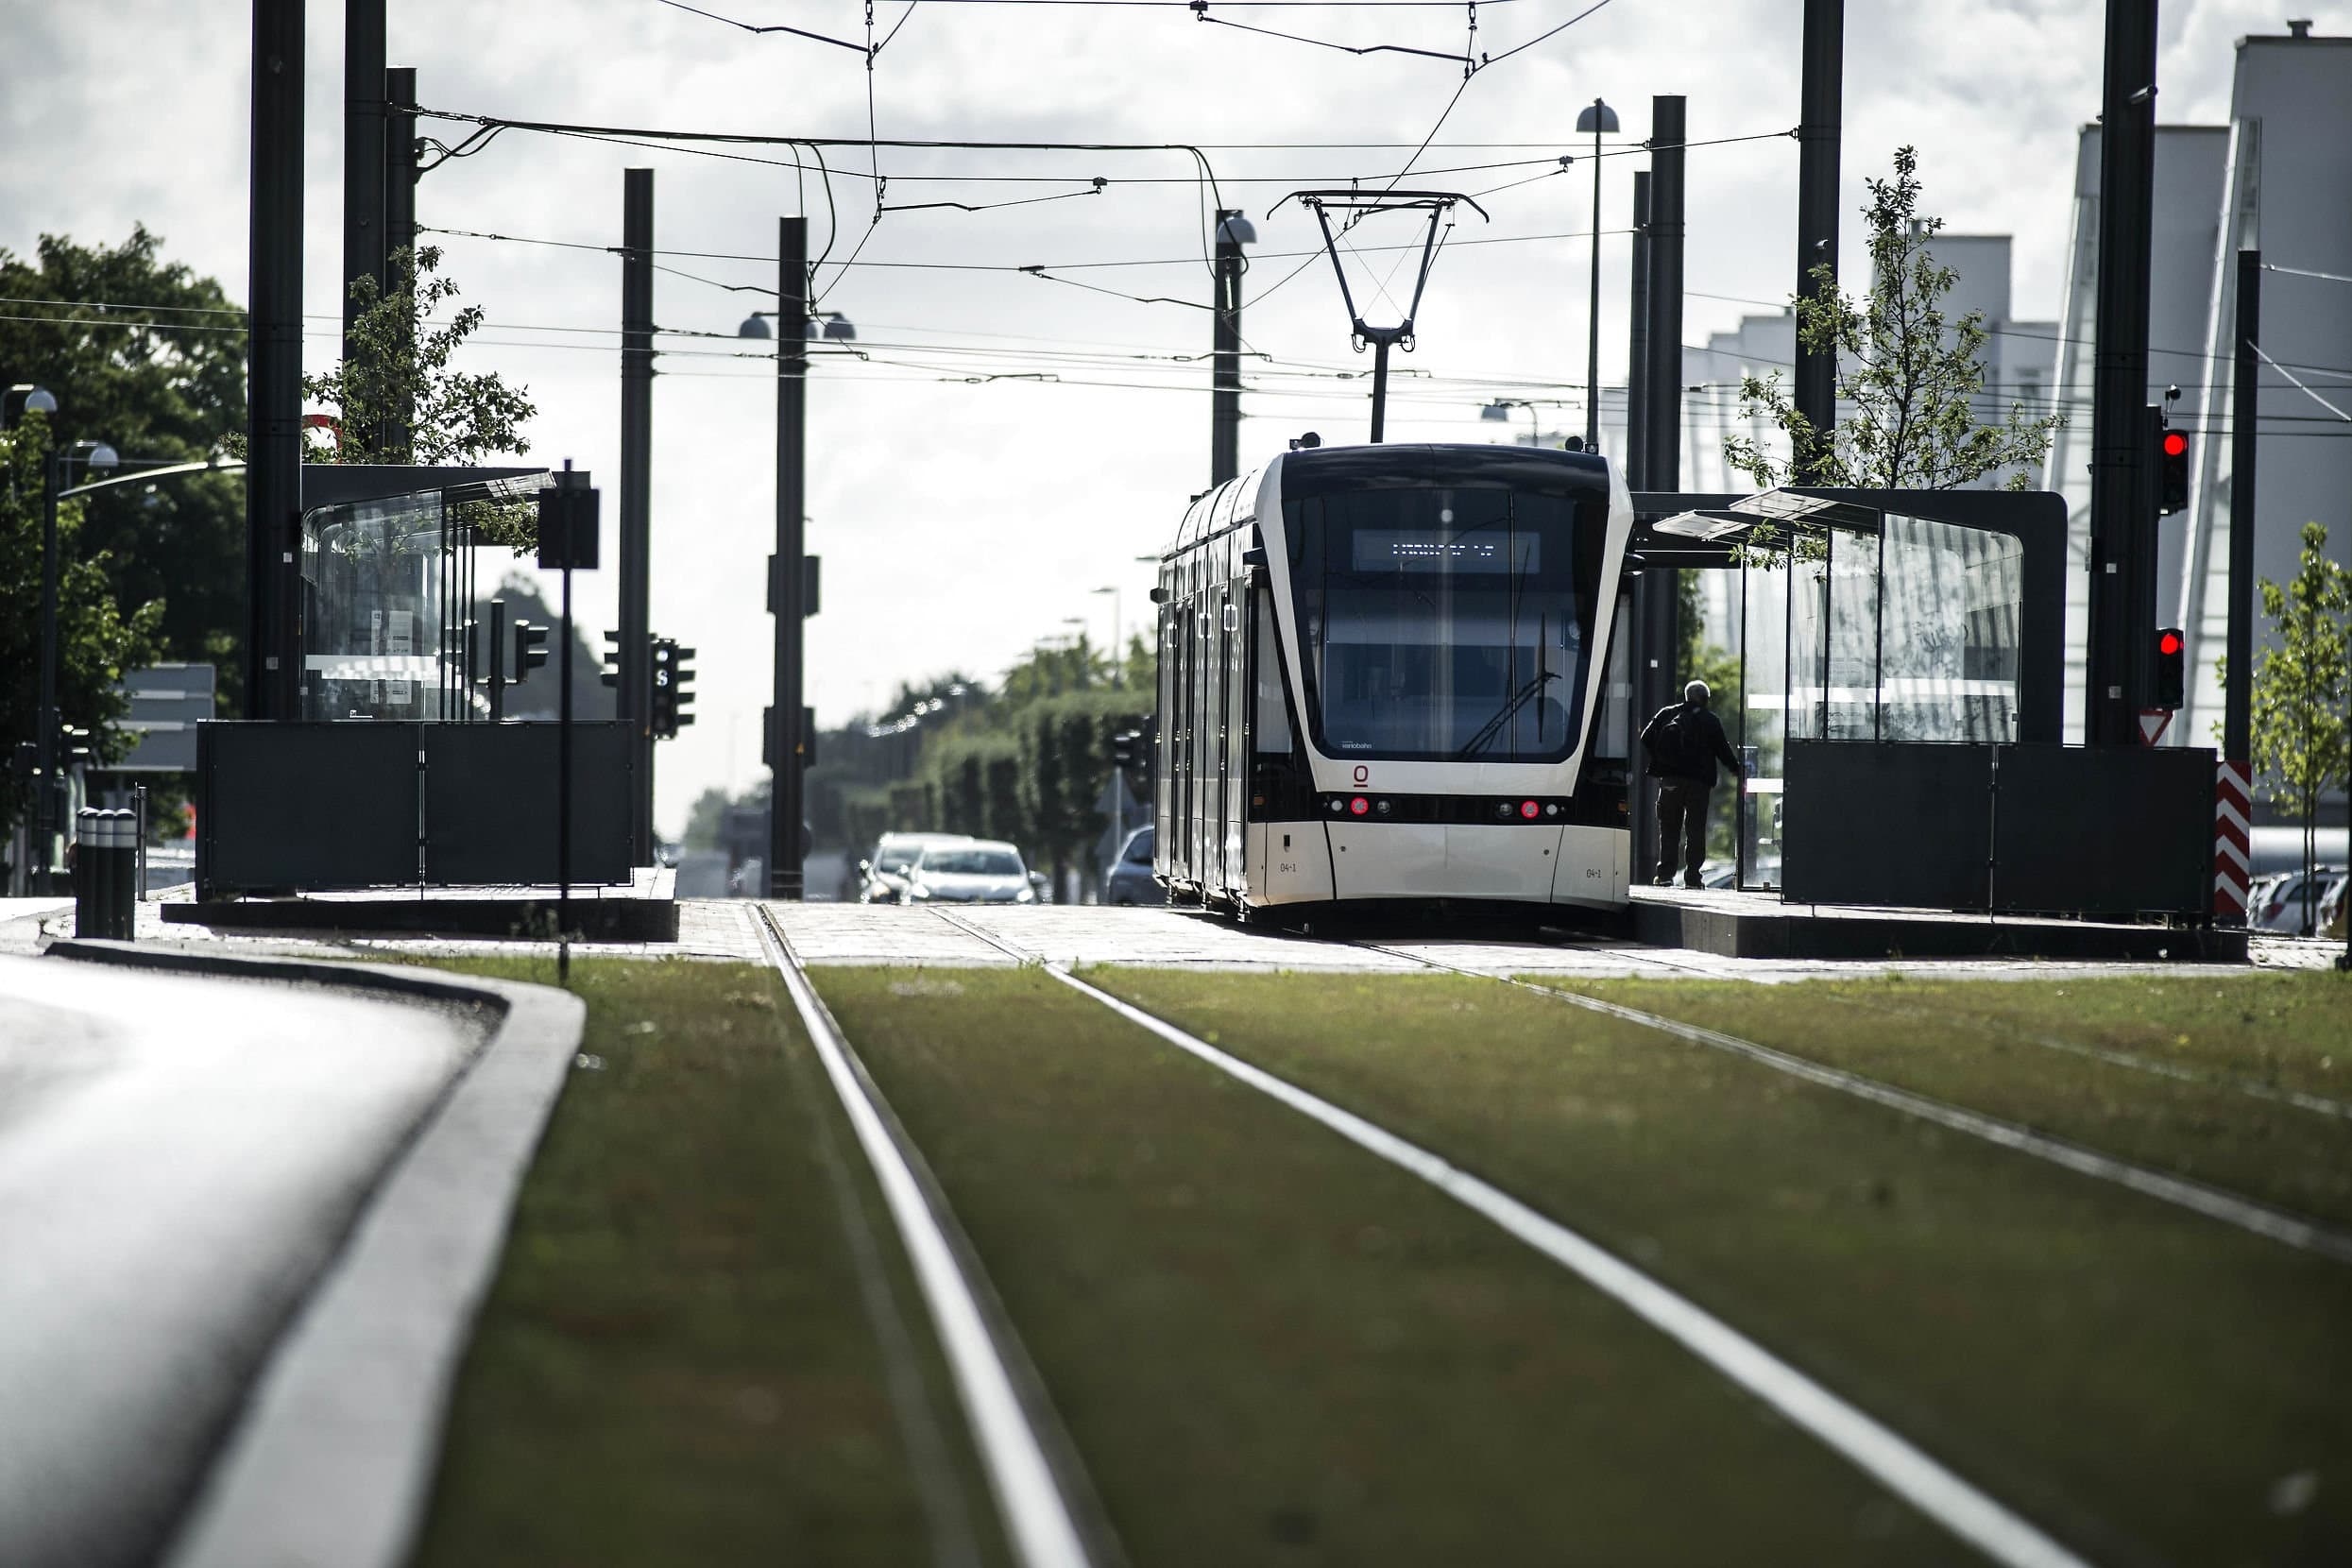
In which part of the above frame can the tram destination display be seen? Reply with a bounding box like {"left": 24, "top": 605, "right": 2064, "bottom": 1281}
{"left": 1350, "top": 529, "right": 1540, "bottom": 573}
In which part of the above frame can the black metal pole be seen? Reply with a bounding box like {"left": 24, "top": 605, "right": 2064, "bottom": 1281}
{"left": 559, "top": 560, "right": 572, "bottom": 983}
{"left": 2225, "top": 247, "right": 2259, "bottom": 762}
{"left": 1587, "top": 114, "right": 1605, "bottom": 452}
{"left": 383, "top": 66, "right": 417, "bottom": 459}
{"left": 1212, "top": 213, "right": 1245, "bottom": 485}
{"left": 1794, "top": 0, "right": 1843, "bottom": 465}
{"left": 36, "top": 452, "right": 60, "bottom": 888}
{"left": 620, "top": 168, "right": 656, "bottom": 866}
{"left": 1369, "top": 335, "right": 1392, "bottom": 443}
{"left": 1627, "top": 172, "right": 1651, "bottom": 489}
{"left": 486, "top": 598, "right": 507, "bottom": 723}
{"left": 2086, "top": 0, "right": 2159, "bottom": 746}
{"left": 769, "top": 215, "right": 810, "bottom": 899}
{"left": 341, "top": 0, "right": 387, "bottom": 409}
{"left": 1645, "top": 94, "right": 1686, "bottom": 495}
{"left": 247, "top": 0, "right": 303, "bottom": 721}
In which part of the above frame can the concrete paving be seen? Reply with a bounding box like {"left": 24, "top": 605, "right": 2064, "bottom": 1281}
{"left": 762, "top": 900, "right": 2336, "bottom": 980}
{"left": 0, "top": 956, "right": 494, "bottom": 1568}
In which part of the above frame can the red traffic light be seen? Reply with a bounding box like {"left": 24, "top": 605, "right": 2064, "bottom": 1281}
{"left": 2162, "top": 431, "right": 2188, "bottom": 457}
{"left": 2158, "top": 629, "right": 2184, "bottom": 656}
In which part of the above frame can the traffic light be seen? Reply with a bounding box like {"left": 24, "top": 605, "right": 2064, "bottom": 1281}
{"left": 649, "top": 638, "right": 674, "bottom": 738}
{"left": 601, "top": 629, "right": 621, "bottom": 689}
{"left": 2154, "top": 626, "right": 2186, "bottom": 709}
{"left": 515, "top": 620, "right": 550, "bottom": 675}
{"left": 2158, "top": 428, "right": 2190, "bottom": 515}
{"left": 1111, "top": 729, "right": 1141, "bottom": 768}
{"left": 672, "top": 645, "right": 696, "bottom": 732}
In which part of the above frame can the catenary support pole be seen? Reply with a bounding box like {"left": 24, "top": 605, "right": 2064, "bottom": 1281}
{"left": 36, "top": 454, "right": 61, "bottom": 888}
{"left": 1212, "top": 213, "right": 1245, "bottom": 486}
{"left": 2086, "top": 0, "right": 2160, "bottom": 746}
{"left": 383, "top": 66, "right": 418, "bottom": 456}
{"left": 1644, "top": 95, "right": 1686, "bottom": 495}
{"left": 620, "top": 169, "right": 656, "bottom": 865}
{"left": 1585, "top": 109, "right": 1606, "bottom": 452}
{"left": 247, "top": 0, "right": 303, "bottom": 721}
{"left": 770, "top": 216, "right": 810, "bottom": 900}
{"left": 341, "top": 0, "right": 387, "bottom": 412}
{"left": 1793, "top": 0, "right": 1843, "bottom": 464}
{"left": 2224, "top": 247, "right": 2258, "bottom": 762}
{"left": 1626, "top": 172, "right": 1651, "bottom": 488}
{"left": 1368, "top": 336, "right": 1393, "bottom": 443}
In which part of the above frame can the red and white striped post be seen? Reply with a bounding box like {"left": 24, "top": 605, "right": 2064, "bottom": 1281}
{"left": 2214, "top": 759, "right": 2252, "bottom": 922}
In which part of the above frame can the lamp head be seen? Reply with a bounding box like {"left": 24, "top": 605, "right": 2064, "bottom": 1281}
{"left": 1575, "top": 99, "right": 1619, "bottom": 135}
{"left": 1216, "top": 211, "right": 1256, "bottom": 246}
{"left": 738, "top": 314, "right": 773, "bottom": 339}
{"left": 812, "top": 313, "right": 857, "bottom": 341}
{"left": 9, "top": 383, "right": 59, "bottom": 417}
{"left": 1479, "top": 401, "right": 1511, "bottom": 421}
{"left": 85, "top": 442, "right": 119, "bottom": 472}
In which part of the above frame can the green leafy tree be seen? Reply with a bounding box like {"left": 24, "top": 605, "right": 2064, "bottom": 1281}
{"left": 0, "top": 227, "right": 247, "bottom": 707}
{"left": 1, "top": 415, "right": 166, "bottom": 853}
{"left": 299, "top": 246, "right": 538, "bottom": 550}
{"left": 2232, "top": 521, "right": 2350, "bottom": 930}
{"left": 1725, "top": 147, "right": 2063, "bottom": 499}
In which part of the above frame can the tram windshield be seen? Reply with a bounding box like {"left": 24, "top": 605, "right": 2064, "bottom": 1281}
{"left": 1286, "top": 486, "right": 1597, "bottom": 762}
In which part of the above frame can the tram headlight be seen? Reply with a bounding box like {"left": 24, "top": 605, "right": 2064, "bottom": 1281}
{"left": 1374, "top": 798, "right": 1391, "bottom": 816}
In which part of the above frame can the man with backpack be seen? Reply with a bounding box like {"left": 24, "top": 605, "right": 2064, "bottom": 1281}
{"left": 1639, "top": 679, "right": 1744, "bottom": 889}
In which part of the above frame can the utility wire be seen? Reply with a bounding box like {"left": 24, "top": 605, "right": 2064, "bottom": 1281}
{"left": 2255, "top": 343, "right": 2352, "bottom": 423}
{"left": 652, "top": 0, "right": 870, "bottom": 50}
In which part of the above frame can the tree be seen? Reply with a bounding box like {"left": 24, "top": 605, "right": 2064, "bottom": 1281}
{"left": 1725, "top": 147, "right": 2063, "bottom": 498}
{"left": 2236, "top": 521, "right": 2350, "bottom": 933}
{"left": 298, "top": 246, "right": 539, "bottom": 550}
{"left": 1, "top": 415, "right": 166, "bottom": 857}
{"left": 0, "top": 227, "right": 247, "bottom": 707}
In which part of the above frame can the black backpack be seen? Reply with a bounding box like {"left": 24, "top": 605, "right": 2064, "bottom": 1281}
{"left": 1645, "top": 704, "right": 1703, "bottom": 775}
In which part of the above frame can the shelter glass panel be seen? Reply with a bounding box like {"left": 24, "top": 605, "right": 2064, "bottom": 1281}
{"left": 300, "top": 492, "right": 453, "bottom": 722}
{"left": 1879, "top": 515, "right": 2023, "bottom": 741}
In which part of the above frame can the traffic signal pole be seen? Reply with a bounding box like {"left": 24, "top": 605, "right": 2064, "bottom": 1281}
{"left": 2224, "top": 248, "right": 2259, "bottom": 762}
{"left": 768, "top": 215, "right": 810, "bottom": 900}
{"left": 2085, "top": 0, "right": 2160, "bottom": 746}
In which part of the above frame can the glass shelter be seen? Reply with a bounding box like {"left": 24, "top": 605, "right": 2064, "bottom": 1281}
{"left": 1649, "top": 490, "right": 2044, "bottom": 893}
{"left": 298, "top": 472, "right": 548, "bottom": 722}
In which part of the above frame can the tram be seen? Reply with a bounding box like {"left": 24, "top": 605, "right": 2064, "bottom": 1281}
{"left": 1152, "top": 441, "right": 1636, "bottom": 918}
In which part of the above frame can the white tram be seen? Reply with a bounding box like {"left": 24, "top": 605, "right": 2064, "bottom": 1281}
{"left": 1152, "top": 442, "right": 1637, "bottom": 918}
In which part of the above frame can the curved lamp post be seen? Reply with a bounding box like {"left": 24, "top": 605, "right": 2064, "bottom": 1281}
{"left": 1574, "top": 97, "right": 1618, "bottom": 452}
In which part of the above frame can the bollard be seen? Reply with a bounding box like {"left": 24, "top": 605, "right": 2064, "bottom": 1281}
{"left": 108, "top": 809, "right": 137, "bottom": 939}
{"left": 74, "top": 809, "right": 103, "bottom": 938}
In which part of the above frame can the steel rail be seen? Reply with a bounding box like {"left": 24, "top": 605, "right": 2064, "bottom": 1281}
{"left": 752, "top": 907, "right": 1097, "bottom": 1568}
{"left": 917, "top": 908, "right": 2091, "bottom": 1568}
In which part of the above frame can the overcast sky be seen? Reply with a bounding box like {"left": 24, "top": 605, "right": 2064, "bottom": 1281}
{"left": 4, "top": 0, "right": 2333, "bottom": 832}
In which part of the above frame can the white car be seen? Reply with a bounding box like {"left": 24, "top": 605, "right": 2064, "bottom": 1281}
{"left": 903, "top": 840, "right": 1040, "bottom": 906}
{"left": 2252, "top": 866, "right": 2346, "bottom": 935}
{"left": 859, "top": 832, "right": 974, "bottom": 905}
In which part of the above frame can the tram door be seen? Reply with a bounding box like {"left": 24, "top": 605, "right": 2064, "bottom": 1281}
{"left": 1218, "top": 575, "right": 1246, "bottom": 894}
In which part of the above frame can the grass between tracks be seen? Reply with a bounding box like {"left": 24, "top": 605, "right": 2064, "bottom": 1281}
{"left": 1092, "top": 966, "right": 2352, "bottom": 1568}
{"left": 817, "top": 965, "right": 1978, "bottom": 1568}
{"left": 397, "top": 957, "right": 1006, "bottom": 1568}
{"left": 1553, "top": 971, "right": 2352, "bottom": 1229}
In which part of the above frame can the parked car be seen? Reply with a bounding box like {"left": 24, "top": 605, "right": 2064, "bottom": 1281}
{"left": 1103, "top": 826, "right": 1166, "bottom": 906}
{"left": 902, "top": 839, "right": 1039, "bottom": 906}
{"left": 2253, "top": 865, "right": 2346, "bottom": 935}
{"left": 857, "top": 832, "right": 974, "bottom": 905}
{"left": 2317, "top": 874, "right": 2347, "bottom": 942}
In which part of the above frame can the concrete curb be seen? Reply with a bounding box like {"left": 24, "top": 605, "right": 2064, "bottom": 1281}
{"left": 44, "top": 941, "right": 585, "bottom": 1568}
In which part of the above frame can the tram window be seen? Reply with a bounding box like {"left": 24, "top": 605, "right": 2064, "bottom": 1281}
{"left": 1287, "top": 486, "right": 1596, "bottom": 762}
{"left": 1253, "top": 588, "right": 1294, "bottom": 755}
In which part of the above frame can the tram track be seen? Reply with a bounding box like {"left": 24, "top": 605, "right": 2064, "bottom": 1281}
{"left": 752, "top": 906, "right": 1104, "bottom": 1568}
{"left": 1362, "top": 943, "right": 2352, "bottom": 1266}
{"left": 922, "top": 907, "right": 2092, "bottom": 1568}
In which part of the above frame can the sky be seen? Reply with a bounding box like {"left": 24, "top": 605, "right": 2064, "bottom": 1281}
{"left": 3, "top": 0, "right": 2337, "bottom": 835}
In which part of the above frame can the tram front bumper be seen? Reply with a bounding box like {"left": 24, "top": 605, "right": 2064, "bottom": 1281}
{"left": 1318, "top": 822, "right": 1628, "bottom": 907}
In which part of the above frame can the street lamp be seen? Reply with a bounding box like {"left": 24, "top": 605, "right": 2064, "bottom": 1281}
{"left": 1574, "top": 97, "right": 1618, "bottom": 453}
{"left": 30, "top": 404, "right": 121, "bottom": 892}
{"left": 739, "top": 310, "right": 856, "bottom": 341}
{"left": 5, "top": 383, "right": 60, "bottom": 423}
{"left": 1480, "top": 399, "right": 1541, "bottom": 445}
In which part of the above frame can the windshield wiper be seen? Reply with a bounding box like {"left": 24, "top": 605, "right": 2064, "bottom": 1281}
{"left": 1456, "top": 668, "right": 1558, "bottom": 758}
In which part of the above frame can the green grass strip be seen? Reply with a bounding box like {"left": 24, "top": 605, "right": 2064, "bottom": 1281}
{"left": 1552, "top": 973, "right": 2352, "bottom": 1231}
{"left": 403, "top": 958, "right": 1005, "bottom": 1568}
{"left": 819, "top": 964, "right": 1981, "bottom": 1567}
{"left": 1092, "top": 967, "right": 2352, "bottom": 1567}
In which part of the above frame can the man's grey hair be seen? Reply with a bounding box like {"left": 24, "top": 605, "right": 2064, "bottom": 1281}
{"left": 1684, "top": 679, "right": 1711, "bottom": 705}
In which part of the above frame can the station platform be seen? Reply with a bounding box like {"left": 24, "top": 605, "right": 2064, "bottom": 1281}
{"left": 1627, "top": 884, "right": 2246, "bottom": 963}
{"left": 159, "top": 867, "right": 678, "bottom": 942}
